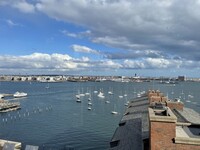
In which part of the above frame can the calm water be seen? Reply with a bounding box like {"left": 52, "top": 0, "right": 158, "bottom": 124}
{"left": 0, "top": 81, "right": 200, "bottom": 149}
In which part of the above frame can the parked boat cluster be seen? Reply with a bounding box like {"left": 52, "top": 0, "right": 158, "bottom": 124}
{"left": 75, "top": 88, "right": 146, "bottom": 115}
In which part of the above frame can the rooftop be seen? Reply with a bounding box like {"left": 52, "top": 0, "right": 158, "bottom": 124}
{"left": 176, "top": 107, "right": 200, "bottom": 125}
{"left": 175, "top": 125, "right": 200, "bottom": 145}
{"left": 110, "top": 95, "right": 149, "bottom": 150}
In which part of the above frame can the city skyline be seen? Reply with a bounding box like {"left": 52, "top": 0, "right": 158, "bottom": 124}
{"left": 0, "top": 0, "right": 200, "bottom": 77}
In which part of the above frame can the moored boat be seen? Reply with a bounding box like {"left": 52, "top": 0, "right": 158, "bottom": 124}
{"left": 13, "top": 92, "right": 27, "bottom": 98}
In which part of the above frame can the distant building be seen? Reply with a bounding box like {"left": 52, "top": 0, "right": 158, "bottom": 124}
{"left": 178, "top": 76, "right": 186, "bottom": 81}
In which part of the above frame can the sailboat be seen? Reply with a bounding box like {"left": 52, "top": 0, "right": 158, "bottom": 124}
{"left": 88, "top": 97, "right": 91, "bottom": 101}
{"left": 88, "top": 102, "right": 92, "bottom": 105}
{"left": 124, "top": 97, "right": 129, "bottom": 106}
{"left": 76, "top": 99, "right": 81, "bottom": 103}
{"left": 85, "top": 88, "right": 90, "bottom": 95}
{"left": 98, "top": 90, "right": 105, "bottom": 98}
{"left": 76, "top": 90, "right": 81, "bottom": 103}
{"left": 186, "top": 93, "right": 193, "bottom": 103}
{"left": 111, "top": 105, "right": 118, "bottom": 115}
{"left": 79, "top": 88, "right": 85, "bottom": 97}
{"left": 124, "top": 91, "right": 127, "bottom": 97}
{"left": 94, "top": 90, "right": 98, "bottom": 94}
{"left": 87, "top": 106, "right": 92, "bottom": 110}
{"left": 119, "top": 95, "right": 123, "bottom": 98}
{"left": 76, "top": 90, "right": 81, "bottom": 99}
{"left": 76, "top": 94, "right": 81, "bottom": 99}
{"left": 105, "top": 100, "right": 110, "bottom": 104}
{"left": 108, "top": 87, "right": 113, "bottom": 95}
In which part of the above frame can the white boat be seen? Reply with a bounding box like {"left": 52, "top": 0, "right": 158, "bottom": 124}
{"left": 79, "top": 88, "right": 85, "bottom": 97}
{"left": 88, "top": 107, "right": 92, "bottom": 110}
{"left": 124, "top": 97, "right": 129, "bottom": 106}
{"left": 108, "top": 88, "right": 113, "bottom": 95}
{"left": 88, "top": 102, "right": 92, "bottom": 105}
{"left": 111, "top": 111, "right": 118, "bottom": 115}
{"left": 76, "top": 94, "right": 80, "bottom": 99}
{"left": 137, "top": 93, "right": 141, "bottom": 97}
{"left": 119, "top": 95, "right": 123, "bottom": 98}
{"left": 105, "top": 100, "right": 110, "bottom": 104}
{"left": 108, "top": 91, "right": 113, "bottom": 95}
{"left": 79, "top": 93, "right": 85, "bottom": 97}
{"left": 111, "top": 105, "right": 118, "bottom": 115}
{"left": 13, "top": 92, "right": 27, "bottom": 98}
{"left": 124, "top": 103, "right": 128, "bottom": 106}
{"left": 98, "top": 91, "right": 105, "bottom": 98}
{"left": 94, "top": 91, "right": 98, "bottom": 93}
{"left": 85, "top": 92, "right": 90, "bottom": 95}
{"left": 76, "top": 99, "right": 81, "bottom": 103}
{"left": 188, "top": 94, "right": 194, "bottom": 98}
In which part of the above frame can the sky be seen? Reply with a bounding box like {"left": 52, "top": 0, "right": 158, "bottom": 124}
{"left": 0, "top": 0, "right": 200, "bottom": 77}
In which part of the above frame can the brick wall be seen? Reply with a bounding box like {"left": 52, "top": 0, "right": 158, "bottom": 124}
{"left": 149, "top": 96, "right": 162, "bottom": 103}
{"left": 149, "top": 107, "right": 200, "bottom": 150}
{"left": 150, "top": 121, "right": 176, "bottom": 150}
{"left": 148, "top": 91, "right": 167, "bottom": 104}
{"left": 166, "top": 101, "right": 184, "bottom": 111}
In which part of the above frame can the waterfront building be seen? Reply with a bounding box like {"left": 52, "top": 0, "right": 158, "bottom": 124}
{"left": 178, "top": 76, "right": 186, "bottom": 81}
{"left": 110, "top": 90, "right": 200, "bottom": 150}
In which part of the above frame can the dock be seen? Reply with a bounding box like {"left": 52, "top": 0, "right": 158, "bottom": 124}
{"left": 0, "top": 93, "right": 21, "bottom": 113}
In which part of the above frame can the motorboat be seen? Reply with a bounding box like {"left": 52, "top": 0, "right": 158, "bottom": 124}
{"left": 97, "top": 91, "right": 105, "bottom": 98}
{"left": 13, "top": 92, "right": 27, "bottom": 98}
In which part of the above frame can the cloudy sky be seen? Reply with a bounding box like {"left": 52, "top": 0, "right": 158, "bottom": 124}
{"left": 0, "top": 0, "right": 200, "bottom": 77}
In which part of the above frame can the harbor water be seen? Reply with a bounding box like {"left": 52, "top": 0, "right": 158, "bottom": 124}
{"left": 0, "top": 81, "right": 200, "bottom": 149}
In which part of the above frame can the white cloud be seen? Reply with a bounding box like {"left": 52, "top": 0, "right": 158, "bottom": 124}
{"left": 13, "top": 0, "right": 35, "bottom": 13}
{"left": 123, "top": 58, "right": 183, "bottom": 69}
{"left": 6, "top": 19, "right": 21, "bottom": 27}
{"left": 123, "top": 59, "right": 145, "bottom": 69}
{"left": 61, "top": 30, "right": 91, "bottom": 38}
{"left": 61, "top": 30, "right": 78, "bottom": 38}
{"left": 0, "top": 52, "right": 199, "bottom": 75}
{"left": 0, "top": 0, "right": 35, "bottom": 13}
{"left": 71, "top": 45, "right": 99, "bottom": 54}
{"left": 33, "top": 0, "right": 200, "bottom": 61}
{"left": 92, "top": 36, "right": 146, "bottom": 50}
{"left": 100, "top": 60, "right": 122, "bottom": 69}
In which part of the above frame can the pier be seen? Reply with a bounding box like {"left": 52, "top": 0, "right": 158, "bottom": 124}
{"left": 0, "top": 93, "right": 20, "bottom": 113}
